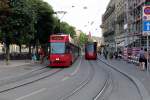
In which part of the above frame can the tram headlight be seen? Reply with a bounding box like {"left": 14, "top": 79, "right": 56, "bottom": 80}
{"left": 56, "top": 58, "right": 60, "bottom": 61}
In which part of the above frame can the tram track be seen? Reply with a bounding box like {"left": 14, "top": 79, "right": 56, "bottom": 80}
{"left": 60, "top": 60, "right": 112, "bottom": 100}
{"left": 0, "top": 66, "right": 49, "bottom": 87}
{"left": 0, "top": 67, "right": 63, "bottom": 93}
{"left": 0, "top": 56, "right": 144, "bottom": 100}
{"left": 93, "top": 62, "right": 112, "bottom": 100}
{"left": 59, "top": 60, "right": 95, "bottom": 100}
{"left": 0, "top": 56, "right": 82, "bottom": 95}
{"left": 97, "top": 57, "right": 143, "bottom": 100}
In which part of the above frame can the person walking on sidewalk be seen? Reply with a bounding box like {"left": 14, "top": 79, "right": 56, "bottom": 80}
{"left": 103, "top": 49, "right": 108, "bottom": 59}
{"left": 114, "top": 51, "right": 118, "bottom": 59}
{"left": 138, "top": 48, "right": 145, "bottom": 70}
{"left": 39, "top": 48, "right": 46, "bottom": 64}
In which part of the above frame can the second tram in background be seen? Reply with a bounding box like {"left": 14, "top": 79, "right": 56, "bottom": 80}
{"left": 85, "top": 42, "right": 97, "bottom": 60}
{"left": 48, "top": 34, "right": 80, "bottom": 67}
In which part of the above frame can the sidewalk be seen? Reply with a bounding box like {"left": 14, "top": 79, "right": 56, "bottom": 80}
{"left": 0, "top": 60, "right": 32, "bottom": 68}
{"left": 0, "top": 58, "right": 49, "bottom": 68}
{"left": 99, "top": 56, "right": 150, "bottom": 95}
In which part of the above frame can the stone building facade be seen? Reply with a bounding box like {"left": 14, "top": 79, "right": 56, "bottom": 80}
{"left": 101, "top": 0, "right": 147, "bottom": 56}
{"left": 101, "top": 0, "right": 116, "bottom": 52}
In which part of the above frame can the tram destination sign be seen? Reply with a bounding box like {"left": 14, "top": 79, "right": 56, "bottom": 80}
{"left": 51, "top": 36, "right": 64, "bottom": 40}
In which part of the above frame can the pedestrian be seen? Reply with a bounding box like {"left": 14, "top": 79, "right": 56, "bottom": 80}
{"left": 144, "top": 48, "right": 149, "bottom": 71}
{"left": 32, "top": 53, "right": 37, "bottom": 63}
{"left": 103, "top": 50, "right": 108, "bottom": 59}
{"left": 118, "top": 51, "right": 122, "bottom": 59}
{"left": 103, "top": 46, "right": 108, "bottom": 59}
{"left": 99, "top": 50, "right": 101, "bottom": 55}
{"left": 39, "top": 48, "right": 46, "bottom": 64}
{"left": 138, "top": 48, "right": 145, "bottom": 70}
{"left": 114, "top": 51, "right": 118, "bottom": 59}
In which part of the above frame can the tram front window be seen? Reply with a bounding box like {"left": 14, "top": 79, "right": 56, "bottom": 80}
{"left": 50, "top": 43, "right": 65, "bottom": 54}
{"left": 86, "top": 44, "right": 94, "bottom": 52}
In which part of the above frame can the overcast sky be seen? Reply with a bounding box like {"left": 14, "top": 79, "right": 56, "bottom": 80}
{"left": 43, "top": 0, "right": 110, "bottom": 37}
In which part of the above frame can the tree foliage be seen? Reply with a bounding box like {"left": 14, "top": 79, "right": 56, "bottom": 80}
{"left": 0, "top": 0, "right": 9, "bottom": 10}
{"left": 34, "top": 0, "right": 55, "bottom": 44}
{"left": 78, "top": 32, "right": 88, "bottom": 47}
{"left": 0, "top": 0, "right": 10, "bottom": 41}
{"left": 0, "top": 0, "right": 76, "bottom": 49}
{"left": 0, "top": 0, "right": 76, "bottom": 44}
{"left": 59, "top": 21, "right": 76, "bottom": 38}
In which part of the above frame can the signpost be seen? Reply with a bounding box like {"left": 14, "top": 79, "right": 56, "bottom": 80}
{"left": 143, "top": 6, "right": 150, "bottom": 75}
{"left": 143, "top": 21, "right": 150, "bottom": 34}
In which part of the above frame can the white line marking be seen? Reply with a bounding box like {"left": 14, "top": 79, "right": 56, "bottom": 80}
{"left": 61, "top": 57, "right": 82, "bottom": 81}
{"left": 70, "top": 59, "right": 82, "bottom": 76}
{"left": 15, "top": 88, "right": 46, "bottom": 100}
{"left": 62, "top": 76, "right": 70, "bottom": 81}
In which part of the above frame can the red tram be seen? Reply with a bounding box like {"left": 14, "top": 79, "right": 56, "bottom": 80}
{"left": 48, "top": 34, "right": 80, "bottom": 67}
{"left": 85, "top": 42, "right": 97, "bottom": 60}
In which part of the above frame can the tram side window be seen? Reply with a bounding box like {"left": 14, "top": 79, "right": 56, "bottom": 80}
{"left": 66, "top": 44, "right": 70, "bottom": 53}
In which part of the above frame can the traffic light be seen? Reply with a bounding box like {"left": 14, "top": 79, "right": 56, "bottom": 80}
{"left": 145, "top": 0, "right": 150, "bottom": 5}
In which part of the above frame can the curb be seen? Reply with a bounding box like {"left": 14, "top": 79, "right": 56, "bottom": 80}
{"left": 0, "top": 60, "right": 48, "bottom": 68}
{"left": 0, "top": 60, "right": 32, "bottom": 68}
{"left": 99, "top": 58, "right": 150, "bottom": 100}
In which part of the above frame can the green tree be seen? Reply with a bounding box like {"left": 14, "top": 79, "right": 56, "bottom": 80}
{"left": 0, "top": 0, "right": 8, "bottom": 9}
{"left": 0, "top": 0, "right": 37, "bottom": 61}
{"left": 58, "top": 21, "right": 76, "bottom": 38}
{"left": 29, "top": 0, "right": 55, "bottom": 53}
{"left": 0, "top": 0, "right": 10, "bottom": 41}
{"left": 35, "top": 1, "right": 55, "bottom": 44}
{"left": 78, "top": 32, "right": 88, "bottom": 47}
{"left": 0, "top": 0, "right": 76, "bottom": 61}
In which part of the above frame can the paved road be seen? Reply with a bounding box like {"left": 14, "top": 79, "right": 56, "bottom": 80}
{"left": 0, "top": 56, "right": 144, "bottom": 100}
{"left": 96, "top": 60, "right": 141, "bottom": 100}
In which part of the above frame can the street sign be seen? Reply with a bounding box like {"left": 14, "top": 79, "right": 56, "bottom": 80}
{"left": 143, "top": 6, "right": 150, "bottom": 20}
{"left": 143, "top": 6, "right": 150, "bottom": 35}
{"left": 144, "top": 7, "right": 150, "bottom": 15}
{"left": 143, "top": 21, "right": 150, "bottom": 32}
{"left": 143, "top": 21, "right": 150, "bottom": 35}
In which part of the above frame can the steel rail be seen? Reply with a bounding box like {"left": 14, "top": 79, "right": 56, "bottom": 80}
{"left": 0, "top": 68, "right": 63, "bottom": 93}
{"left": 60, "top": 61, "right": 95, "bottom": 100}
{"left": 0, "top": 65, "right": 49, "bottom": 87}
{"left": 60, "top": 60, "right": 112, "bottom": 100}
{"left": 0, "top": 56, "right": 82, "bottom": 93}
{"left": 97, "top": 57, "right": 143, "bottom": 100}
{"left": 93, "top": 62, "right": 112, "bottom": 100}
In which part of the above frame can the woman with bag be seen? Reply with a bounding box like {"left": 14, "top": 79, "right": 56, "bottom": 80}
{"left": 144, "top": 48, "right": 149, "bottom": 71}
{"left": 138, "top": 48, "right": 145, "bottom": 70}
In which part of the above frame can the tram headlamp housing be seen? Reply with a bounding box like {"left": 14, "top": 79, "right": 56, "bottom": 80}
{"left": 56, "top": 58, "right": 60, "bottom": 61}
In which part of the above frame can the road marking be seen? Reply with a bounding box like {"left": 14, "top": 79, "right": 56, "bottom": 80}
{"left": 70, "top": 62, "right": 81, "bottom": 76}
{"left": 62, "top": 76, "right": 70, "bottom": 81}
{"left": 61, "top": 57, "right": 82, "bottom": 81}
{"left": 15, "top": 88, "right": 46, "bottom": 100}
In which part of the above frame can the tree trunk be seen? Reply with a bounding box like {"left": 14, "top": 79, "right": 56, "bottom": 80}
{"left": 41, "top": 44, "right": 47, "bottom": 55}
{"left": 5, "top": 44, "right": 10, "bottom": 65}
{"left": 36, "top": 44, "right": 39, "bottom": 54}
{"left": 29, "top": 44, "right": 31, "bottom": 55}
{"left": 19, "top": 44, "right": 22, "bottom": 53}
{"left": 36, "top": 39, "right": 39, "bottom": 54}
